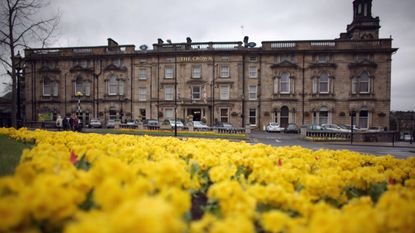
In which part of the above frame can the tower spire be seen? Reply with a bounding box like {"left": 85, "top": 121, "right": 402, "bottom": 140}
{"left": 339, "top": 0, "right": 380, "bottom": 40}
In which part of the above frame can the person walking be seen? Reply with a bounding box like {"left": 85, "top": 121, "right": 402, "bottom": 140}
{"left": 56, "top": 115, "right": 63, "bottom": 131}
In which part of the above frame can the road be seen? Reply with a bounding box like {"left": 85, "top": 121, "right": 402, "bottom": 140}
{"left": 249, "top": 131, "right": 415, "bottom": 159}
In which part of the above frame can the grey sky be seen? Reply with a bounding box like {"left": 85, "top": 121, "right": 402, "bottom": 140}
{"left": 4, "top": 0, "right": 415, "bottom": 111}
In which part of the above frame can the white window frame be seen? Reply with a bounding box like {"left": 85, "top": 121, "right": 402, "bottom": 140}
{"left": 138, "top": 87, "right": 147, "bottom": 101}
{"left": 108, "top": 76, "right": 118, "bottom": 95}
{"left": 319, "top": 73, "right": 330, "bottom": 94}
{"left": 280, "top": 73, "right": 290, "bottom": 94}
{"left": 191, "top": 86, "right": 201, "bottom": 100}
{"left": 165, "top": 66, "right": 174, "bottom": 79}
{"left": 220, "top": 65, "right": 230, "bottom": 78}
{"left": 219, "top": 85, "right": 230, "bottom": 100}
{"left": 358, "top": 72, "right": 370, "bottom": 94}
{"left": 220, "top": 108, "right": 229, "bottom": 123}
{"left": 164, "top": 86, "right": 174, "bottom": 101}
{"left": 248, "top": 65, "right": 257, "bottom": 78}
{"left": 249, "top": 85, "right": 257, "bottom": 100}
{"left": 139, "top": 68, "right": 147, "bottom": 80}
{"left": 192, "top": 66, "right": 201, "bottom": 79}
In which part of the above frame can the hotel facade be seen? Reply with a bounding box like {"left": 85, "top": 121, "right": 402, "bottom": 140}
{"left": 23, "top": 0, "right": 397, "bottom": 129}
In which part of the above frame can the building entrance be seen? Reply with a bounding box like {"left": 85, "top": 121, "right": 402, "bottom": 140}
{"left": 187, "top": 109, "right": 202, "bottom": 121}
{"left": 280, "top": 106, "right": 289, "bottom": 128}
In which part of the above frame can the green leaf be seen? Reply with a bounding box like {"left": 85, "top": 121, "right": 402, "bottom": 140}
{"left": 75, "top": 155, "right": 91, "bottom": 171}
{"left": 368, "top": 182, "right": 387, "bottom": 203}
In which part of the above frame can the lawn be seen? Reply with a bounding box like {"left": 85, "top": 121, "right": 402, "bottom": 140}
{"left": 0, "top": 135, "right": 33, "bottom": 176}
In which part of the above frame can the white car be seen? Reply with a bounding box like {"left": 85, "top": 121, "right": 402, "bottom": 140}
{"left": 322, "top": 124, "right": 350, "bottom": 132}
{"left": 192, "top": 121, "right": 210, "bottom": 130}
{"left": 89, "top": 119, "right": 102, "bottom": 128}
{"left": 266, "top": 123, "right": 284, "bottom": 132}
{"left": 165, "top": 119, "right": 184, "bottom": 129}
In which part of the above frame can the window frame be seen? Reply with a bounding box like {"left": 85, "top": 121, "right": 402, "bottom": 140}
{"left": 279, "top": 73, "right": 290, "bottom": 94}
{"left": 43, "top": 77, "right": 51, "bottom": 96}
{"left": 220, "top": 108, "right": 229, "bottom": 123}
{"left": 108, "top": 76, "right": 118, "bottom": 96}
{"left": 191, "top": 85, "right": 201, "bottom": 100}
{"left": 164, "top": 66, "right": 174, "bottom": 79}
{"left": 248, "top": 65, "right": 257, "bottom": 78}
{"left": 248, "top": 85, "right": 257, "bottom": 100}
{"left": 319, "top": 73, "right": 330, "bottom": 94}
{"left": 249, "top": 108, "right": 257, "bottom": 125}
{"left": 219, "top": 85, "right": 230, "bottom": 100}
{"left": 138, "top": 87, "right": 147, "bottom": 101}
{"left": 139, "top": 68, "right": 147, "bottom": 80}
{"left": 192, "top": 66, "right": 202, "bottom": 79}
{"left": 220, "top": 65, "right": 230, "bottom": 78}
{"left": 164, "top": 85, "right": 174, "bottom": 101}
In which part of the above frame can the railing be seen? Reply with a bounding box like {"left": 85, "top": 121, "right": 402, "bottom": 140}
{"left": 270, "top": 42, "right": 296, "bottom": 48}
{"left": 216, "top": 127, "right": 246, "bottom": 134}
{"left": 310, "top": 41, "right": 336, "bottom": 47}
{"left": 306, "top": 130, "right": 350, "bottom": 141}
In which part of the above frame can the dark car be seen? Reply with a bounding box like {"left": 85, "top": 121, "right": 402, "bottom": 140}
{"left": 285, "top": 123, "right": 300, "bottom": 133}
{"left": 146, "top": 119, "right": 160, "bottom": 129}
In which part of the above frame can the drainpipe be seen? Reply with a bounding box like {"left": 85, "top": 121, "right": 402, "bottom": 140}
{"left": 302, "top": 52, "right": 305, "bottom": 126}
{"left": 242, "top": 55, "right": 246, "bottom": 127}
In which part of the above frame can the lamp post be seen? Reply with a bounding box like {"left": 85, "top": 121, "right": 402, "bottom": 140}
{"left": 75, "top": 91, "right": 83, "bottom": 117}
{"left": 14, "top": 52, "right": 23, "bottom": 128}
{"left": 411, "top": 111, "right": 414, "bottom": 144}
{"left": 350, "top": 111, "right": 356, "bottom": 144}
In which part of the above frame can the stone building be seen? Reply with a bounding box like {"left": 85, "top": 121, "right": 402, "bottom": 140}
{"left": 23, "top": 0, "right": 397, "bottom": 129}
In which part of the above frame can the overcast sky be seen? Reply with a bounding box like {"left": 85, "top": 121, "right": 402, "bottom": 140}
{"left": 3, "top": 0, "right": 414, "bottom": 111}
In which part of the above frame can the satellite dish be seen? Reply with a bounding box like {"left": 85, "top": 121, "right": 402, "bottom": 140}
{"left": 247, "top": 42, "right": 256, "bottom": 48}
{"left": 139, "top": 44, "right": 148, "bottom": 50}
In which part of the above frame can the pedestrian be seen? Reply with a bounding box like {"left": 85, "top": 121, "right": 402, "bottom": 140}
{"left": 56, "top": 115, "right": 63, "bottom": 131}
{"left": 63, "top": 114, "right": 70, "bottom": 130}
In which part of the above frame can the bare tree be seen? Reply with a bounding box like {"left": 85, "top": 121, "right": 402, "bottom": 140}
{"left": 0, "top": 0, "right": 59, "bottom": 127}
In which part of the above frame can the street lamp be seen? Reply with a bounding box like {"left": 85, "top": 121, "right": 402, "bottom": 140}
{"left": 14, "top": 52, "right": 23, "bottom": 128}
{"left": 350, "top": 111, "right": 356, "bottom": 144}
{"left": 75, "top": 91, "right": 83, "bottom": 116}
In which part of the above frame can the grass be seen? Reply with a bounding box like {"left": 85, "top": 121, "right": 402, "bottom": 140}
{"left": 0, "top": 135, "right": 33, "bottom": 176}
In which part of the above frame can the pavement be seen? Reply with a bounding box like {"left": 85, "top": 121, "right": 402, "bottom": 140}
{"left": 248, "top": 130, "right": 415, "bottom": 159}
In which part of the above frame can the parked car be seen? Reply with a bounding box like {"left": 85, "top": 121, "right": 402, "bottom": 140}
{"left": 321, "top": 124, "right": 350, "bottom": 132}
{"left": 192, "top": 121, "right": 210, "bottom": 130}
{"left": 307, "top": 124, "right": 323, "bottom": 131}
{"left": 285, "top": 123, "right": 300, "bottom": 134}
{"left": 214, "top": 122, "right": 233, "bottom": 129}
{"left": 339, "top": 124, "right": 361, "bottom": 132}
{"left": 367, "top": 126, "right": 383, "bottom": 132}
{"left": 164, "top": 119, "right": 184, "bottom": 129}
{"left": 106, "top": 119, "right": 116, "bottom": 128}
{"left": 266, "top": 122, "right": 284, "bottom": 133}
{"left": 146, "top": 119, "right": 160, "bottom": 129}
{"left": 125, "top": 119, "right": 138, "bottom": 127}
{"left": 89, "top": 119, "right": 102, "bottom": 128}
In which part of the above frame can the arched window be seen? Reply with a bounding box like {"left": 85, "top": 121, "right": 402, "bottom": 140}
{"left": 352, "top": 72, "right": 371, "bottom": 94}
{"left": 319, "top": 106, "right": 329, "bottom": 125}
{"left": 319, "top": 72, "right": 329, "bottom": 93}
{"left": 43, "top": 77, "right": 51, "bottom": 96}
{"left": 280, "top": 72, "right": 290, "bottom": 94}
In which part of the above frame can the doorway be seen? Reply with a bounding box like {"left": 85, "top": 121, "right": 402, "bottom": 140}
{"left": 280, "top": 106, "right": 289, "bottom": 128}
{"left": 187, "top": 108, "right": 202, "bottom": 121}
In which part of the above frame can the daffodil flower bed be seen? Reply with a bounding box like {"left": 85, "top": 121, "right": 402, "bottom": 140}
{"left": 0, "top": 128, "right": 414, "bottom": 233}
